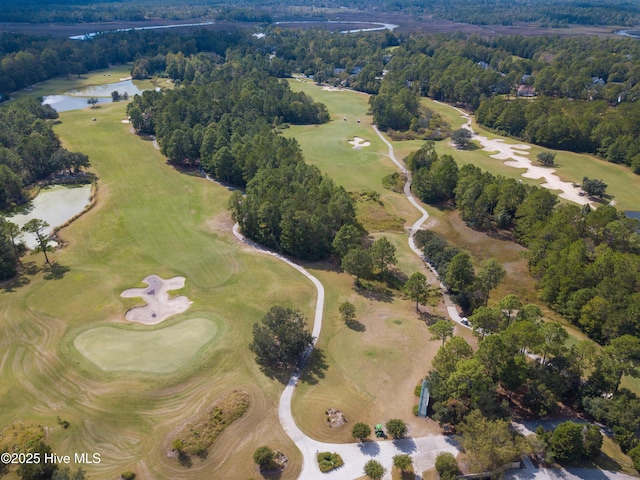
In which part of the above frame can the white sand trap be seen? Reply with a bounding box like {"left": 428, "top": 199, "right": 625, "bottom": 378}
{"left": 322, "top": 86, "right": 342, "bottom": 92}
{"left": 348, "top": 137, "right": 371, "bottom": 149}
{"left": 121, "top": 119, "right": 130, "bottom": 123}
{"left": 451, "top": 110, "right": 596, "bottom": 207}
{"left": 121, "top": 275, "right": 191, "bottom": 325}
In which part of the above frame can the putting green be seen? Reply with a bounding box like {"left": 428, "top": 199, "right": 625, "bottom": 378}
{"left": 73, "top": 317, "right": 218, "bottom": 373}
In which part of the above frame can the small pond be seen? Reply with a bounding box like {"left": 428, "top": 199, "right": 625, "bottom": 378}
{"left": 4, "top": 185, "right": 92, "bottom": 249}
{"left": 42, "top": 94, "right": 111, "bottom": 113}
{"left": 42, "top": 79, "right": 151, "bottom": 113}
{"left": 66, "top": 79, "right": 145, "bottom": 97}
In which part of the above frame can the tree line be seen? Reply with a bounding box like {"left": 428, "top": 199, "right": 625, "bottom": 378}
{"left": 406, "top": 142, "right": 640, "bottom": 345}
{"left": 0, "top": 29, "right": 242, "bottom": 98}
{"left": 127, "top": 56, "right": 356, "bottom": 262}
{"left": 0, "top": 97, "right": 90, "bottom": 210}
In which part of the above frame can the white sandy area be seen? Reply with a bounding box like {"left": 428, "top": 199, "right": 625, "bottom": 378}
{"left": 452, "top": 109, "right": 596, "bottom": 207}
{"left": 119, "top": 76, "right": 132, "bottom": 81}
{"left": 121, "top": 274, "right": 191, "bottom": 325}
{"left": 348, "top": 136, "right": 371, "bottom": 148}
{"left": 121, "top": 119, "right": 130, "bottom": 123}
{"left": 321, "top": 86, "right": 341, "bottom": 91}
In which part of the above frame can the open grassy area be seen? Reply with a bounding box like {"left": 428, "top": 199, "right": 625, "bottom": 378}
{"left": 0, "top": 97, "right": 314, "bottom": 478}
{"left": 287, "top": 80, "right": 477, "bottom": 442}
{"left": 73, "top": 317, "right": 219, "bottom": 373}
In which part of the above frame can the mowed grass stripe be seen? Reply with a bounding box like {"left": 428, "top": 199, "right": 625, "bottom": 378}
{"left": 54, "top": 103, "right": 234, "bottom": 288}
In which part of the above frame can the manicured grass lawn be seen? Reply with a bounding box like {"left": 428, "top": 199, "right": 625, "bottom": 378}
{"left": 73, "top": 317, "right": 219, "bottom": 373}
{"left": 286, "top": 79, "right": 396, "bottom": 195}
{"left": 0, "top": 98, "right": 311, "bottom": 479}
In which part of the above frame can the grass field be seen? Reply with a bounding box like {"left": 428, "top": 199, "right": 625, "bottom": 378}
{"left": 0, "top": 98, "right": 314, "bottom": 479}
{"left": 286, "top": 80, "right": 479, "bottom": 442}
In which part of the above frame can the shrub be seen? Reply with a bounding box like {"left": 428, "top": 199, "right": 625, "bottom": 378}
{"left": 393, "top": 453, "right": 412, "bottom": 472}
{"left": 537, "top": 152, "right": 556, "bottom": 167}
{"left": 435, "top": 452, "right": 459, "bottom": 480}
{"left": 364, "top": 459, "right": 386, "bottom": 480}
{"left": 316, "top": 451, "right": 344, "bottom": 472}
{"left": 386, "top": 418, "right": 408, "bottom": 439}
{"left": 628, "top": 445, "right": 640, "bottom": 472}
{"left": 351, "top": 422, "right": 371, "bottom": 441}
{"left": 253, "top": 446, "right": 275, "bottom": 468}
{"left": 121, "top": 472, "right": 136, "bottom": 480}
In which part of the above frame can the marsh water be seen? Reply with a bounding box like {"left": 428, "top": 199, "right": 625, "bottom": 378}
{"left": 4, "top": 185, "right": 92, "bottom": 249}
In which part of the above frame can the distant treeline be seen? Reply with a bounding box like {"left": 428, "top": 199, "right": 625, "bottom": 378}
{"left": 364, "top": 34, "right": 640, "bottom": 173}
{"left": 127, "top": 57, "right": 356, "bottom": 261}
{"left": 0, "top": 29, "right": 242, "bottom": 98}
{"left": 0, "top": 0, "right": 270, "bottom": 24}
{"left": 2, "top": 0, "right": 640, "bottom": 26}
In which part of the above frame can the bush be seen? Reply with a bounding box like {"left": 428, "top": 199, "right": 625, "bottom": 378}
{"left": 549, "top": 421, "right": 585, "bottom": 462}
{"left": 253, "top": 446, "right": 275, "bottom": 468}
{"left": 393, "top": 453, "right": 412, "bottom": 471}
{"left": 121, "top": 472, "right": 136, "bottom": 480}
{"left": 537, "top": 152, "right": 556, "bottom": 167}
{"left": 316, "top": 452, "right": 344, "bottom": 472}
{"left": 628, "top": 445, "right": 640, "bottom": 472}
{"left": 435, "top": 452, "right": 459, "bottom": 480}
{"left": 364, "top": 459, "right": 386, "bottom": 480}
{"left": 351, "top": 422, "right": 371, "bottom": 441}
{"left": 386, "top": 418, "right": 408, "bottom": 439}
{"left": 413, "top": 404, "right": 420, "bottom": 416}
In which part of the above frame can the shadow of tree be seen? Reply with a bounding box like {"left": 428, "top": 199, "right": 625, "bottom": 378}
{"left": 345, "top": 319, "right": 366, "bottom": 332}
{"left": 43, "top": 262, "right": 70, "bottom": 280}
{"left": 178, "top": 452, "right": 192, "bottom": 468}
{"left": 356, "top": 281, "right": 394, "bottom": 303}
{"left": 419, "top": 311, "right": 447, "bottom": 326}
{"left": 299, "top": 348, "right": 328, "bottom": 385}
{"left": 259, "top": 365, "right": 294, "bottom": 385}
{"left": 259, "top": 468, "right": 282, "bottom": 479}
{"left": 357, "top": 441, "right": 381, "bottom": 456}
{"left": 1, "top": 261, "right": 39, "bottom": 292}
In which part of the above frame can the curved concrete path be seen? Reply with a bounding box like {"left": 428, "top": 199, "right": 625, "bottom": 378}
{"left": 226, "top": 123, "right": 623, "bottom": 480}
{"left": 373, "top": 126, "right": 464, "bottom": 324}
{"left": 230, "top": 227, "right": 459, "bottom": 478}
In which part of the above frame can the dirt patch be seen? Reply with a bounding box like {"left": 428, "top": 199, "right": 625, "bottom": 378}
{"left": 205, "top": 211, "right": 235, "bottom": 234}
{"left": 121, "top": 274, "right": 191, "bottom": 325}
{"left": 325, "top": 408, "right": 348, "bottom": 428}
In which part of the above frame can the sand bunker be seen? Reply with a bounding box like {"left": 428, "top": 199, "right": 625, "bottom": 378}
{"left": 321, "top": 86, "right": 341, "bottom": 92}
{"left": 348, "top": 137, "right": 371, "bottom": 149}
{"left": 453, "top": 113, "right": 595, "bottom": 207}
{"left": 121, "top": 275, "right": 191, "bottom": 325}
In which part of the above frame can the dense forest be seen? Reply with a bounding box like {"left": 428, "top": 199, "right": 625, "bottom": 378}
{"left": 2, "top": 0, "right": 640, "bottom": 26}
{"left": 127, "top": 55, "right": 356, "bottom": 261}
{"left": 405, "top": 141, "right": 640, "bottom": 345}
